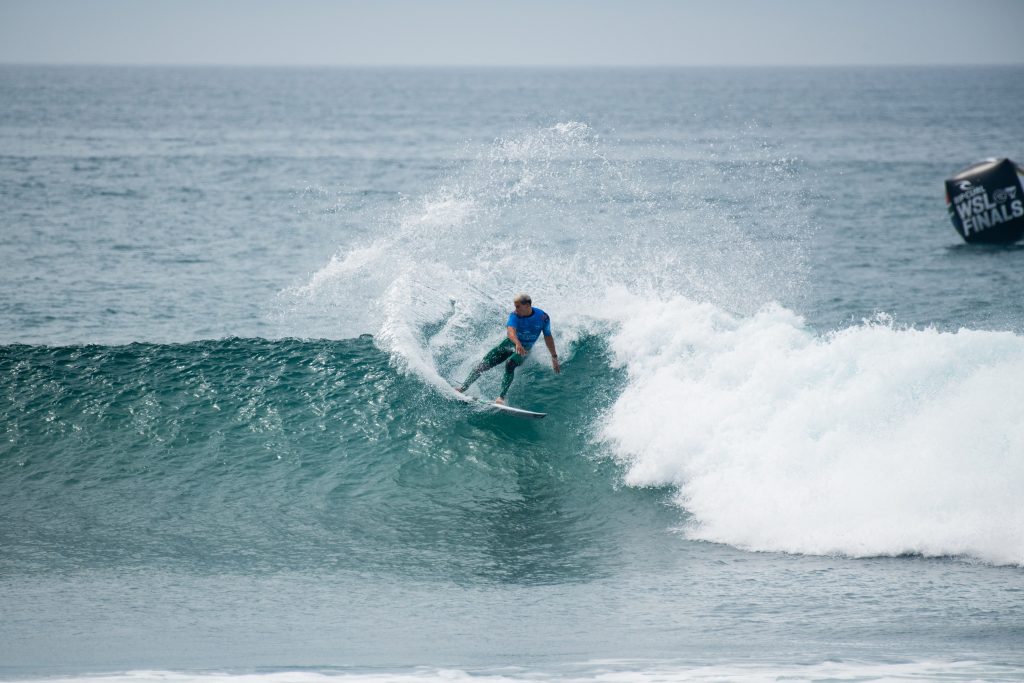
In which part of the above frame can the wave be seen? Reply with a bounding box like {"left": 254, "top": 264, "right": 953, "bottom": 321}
{"left": 3, "top": 313, "right": 1021, "bottom": 571}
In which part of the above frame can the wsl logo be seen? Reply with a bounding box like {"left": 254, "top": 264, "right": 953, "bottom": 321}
{"left": 954, "top": 184, "right": 1024, "bottom": 236}
{"left": 945, "top": 158, "right": 1024, "bottom": 244}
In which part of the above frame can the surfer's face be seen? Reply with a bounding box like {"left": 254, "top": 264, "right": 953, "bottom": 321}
{"left": 514, "top": 301, "right": 532, "bottom": 314}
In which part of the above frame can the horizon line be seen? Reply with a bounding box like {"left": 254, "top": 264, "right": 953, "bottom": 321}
{"left": 3, "top": 61, "right": 1023, "bottom": 69}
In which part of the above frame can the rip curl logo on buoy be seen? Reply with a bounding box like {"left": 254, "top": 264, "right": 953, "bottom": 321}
{"left": 957, "top": 180, "right": 973, "bottom": 191}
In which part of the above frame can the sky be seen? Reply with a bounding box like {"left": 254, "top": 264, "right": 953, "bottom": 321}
{"left": 1, "top": 0, "right": 1023, "bottom": 67}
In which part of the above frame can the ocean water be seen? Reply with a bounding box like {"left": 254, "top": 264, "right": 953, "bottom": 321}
{"left": 1, "top": 66, "right": 1024, "bottom": 682}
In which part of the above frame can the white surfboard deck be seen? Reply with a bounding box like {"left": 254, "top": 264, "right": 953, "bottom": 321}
{"left": 451, "top": 388, "right": 546, "bottom": 419}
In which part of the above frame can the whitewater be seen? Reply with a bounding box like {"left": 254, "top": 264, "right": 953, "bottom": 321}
{"left": 603, "top": 295, "right": 1024, "bottom": 565}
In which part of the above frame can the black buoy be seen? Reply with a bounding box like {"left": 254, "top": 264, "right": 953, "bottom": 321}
{"left": 945, "top": 158, "right": 1024, "bottom": 244}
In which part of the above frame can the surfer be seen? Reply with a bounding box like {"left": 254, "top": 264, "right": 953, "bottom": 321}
{"left": 456, "top": 293, "right": 560, "bottom": 404}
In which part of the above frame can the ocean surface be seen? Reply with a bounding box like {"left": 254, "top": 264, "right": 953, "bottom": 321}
{"left": 2, "top": 66, "right": 1024, "bottom": 682}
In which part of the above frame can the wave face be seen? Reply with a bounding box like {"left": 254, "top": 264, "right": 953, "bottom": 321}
{"left": 0, "top": 336, "right": 645, "bottom": 582}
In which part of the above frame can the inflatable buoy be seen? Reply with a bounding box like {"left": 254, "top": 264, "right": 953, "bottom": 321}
{"left": 945, "top": 158, "right": 1024, "bottom": 244}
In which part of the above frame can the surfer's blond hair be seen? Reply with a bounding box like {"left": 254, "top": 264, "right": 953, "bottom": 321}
{"left": 514, "top": 293, "right": 532, "bottom": 305}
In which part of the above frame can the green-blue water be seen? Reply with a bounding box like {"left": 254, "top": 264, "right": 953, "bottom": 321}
{"left": 1, "top": 337, "right": 622, "bottom": 580}
{"left": 2, "top": 66, "right": 1024, "bottom": 681}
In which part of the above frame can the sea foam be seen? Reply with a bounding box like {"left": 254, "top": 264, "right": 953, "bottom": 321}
{"left": 12, "top": 660, "right": 1023, "bottom": 683}
{"left": 600, "top": 291, "right": 1024, "bottom": 566}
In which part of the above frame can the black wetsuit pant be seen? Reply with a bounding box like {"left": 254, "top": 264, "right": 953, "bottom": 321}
{"left": 459, "top": 338, "right": 525, "bottom": 399}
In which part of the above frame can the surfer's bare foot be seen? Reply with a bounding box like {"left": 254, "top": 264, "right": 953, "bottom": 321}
{"left": 494, "top": 397, "right": 506, "bottom": 405}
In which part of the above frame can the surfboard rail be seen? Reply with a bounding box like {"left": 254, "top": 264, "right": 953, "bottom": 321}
{"left": 450, "top": 386, "right": 546, "bottom": 418}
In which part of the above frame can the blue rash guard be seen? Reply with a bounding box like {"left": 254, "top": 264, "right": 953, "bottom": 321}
{"left": 506, "top": 307, "right": 551, "bottom": 349}
{"left": 458, "top": 306, "right": 554, "bottom": 399}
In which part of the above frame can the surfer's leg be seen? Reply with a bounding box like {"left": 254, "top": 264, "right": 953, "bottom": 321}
{"left": 498, "top": 353, "right": 525, "bottom": 399}
{"left": 459, "top": 339, "right": 514, "bottom": 391}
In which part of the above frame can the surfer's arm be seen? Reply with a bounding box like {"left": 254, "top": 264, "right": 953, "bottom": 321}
{"left": 543, "top": 334, "right": 560, "bottom": 374}
{"left": 507, "top": 326, "right": 527, "bottom": 356}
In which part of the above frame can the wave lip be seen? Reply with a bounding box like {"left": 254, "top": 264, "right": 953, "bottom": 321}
{"left": 601, "top": 293, "right": 1024, "bottom": 566}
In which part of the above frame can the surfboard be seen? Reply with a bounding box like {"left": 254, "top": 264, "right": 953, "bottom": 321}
{"left": 473, "top": 398, "right": 546, "bottom": 419}
{"left": 451, "top": 387, "right": 546, "bottom": 419}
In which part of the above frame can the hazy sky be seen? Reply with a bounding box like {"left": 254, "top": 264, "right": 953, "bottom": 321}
{"left": 2, "top": 0, "right": 1023, "bottom": 66}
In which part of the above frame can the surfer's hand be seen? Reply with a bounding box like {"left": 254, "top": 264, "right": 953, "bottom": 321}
{"left": 551, "top": 356, "right": 560, "bottom": 374}
{"left": 516, "top": 343, "right": 527, "bottom": 357}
